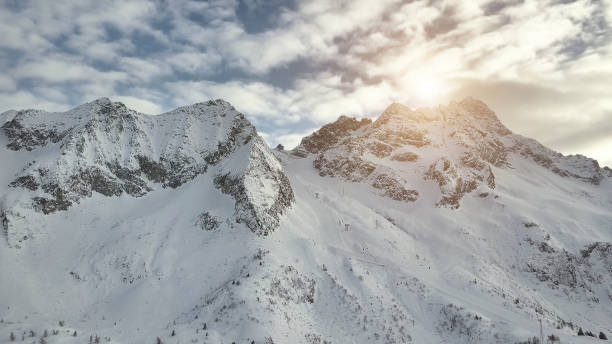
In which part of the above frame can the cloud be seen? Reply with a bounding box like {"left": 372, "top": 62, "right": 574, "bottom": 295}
{"left": 0, "top": 76, "right": 16, "bottom": 92}
{"left": 164, "top": 79, "right": 297, "bottom": 123}
{"left": 13, "top": 56, "right": 127, "bottom": 84}
{"left": 0, "top": 90, "right": 70, "bottom": 113}
{"left": 165, "top": 50, "right": 223, "bottom": 75}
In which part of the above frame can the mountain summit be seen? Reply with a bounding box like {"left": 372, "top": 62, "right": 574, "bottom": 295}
{"left": 1, "top": 98, "right": 293, "bottom": 245}
{"left": 295, "top": 97, "right": 609, "bottom": 208}
{"left": 0, "top": 98, "right": 610, "bottom": 344}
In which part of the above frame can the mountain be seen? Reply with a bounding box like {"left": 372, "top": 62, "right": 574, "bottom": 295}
{"left": 1, "top": 98, "right": 293, "bottom": 242}
{"left": 0, "top": 98, "right": 611, "bottom": 344}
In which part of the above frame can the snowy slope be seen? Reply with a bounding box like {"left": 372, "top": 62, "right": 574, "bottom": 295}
{"left": 0, "top": 98, "right": 611, "bottom": 344}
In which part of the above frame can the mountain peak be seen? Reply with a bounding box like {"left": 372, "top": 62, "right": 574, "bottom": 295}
{"left": 452, "top": 97, "right": 499, "bottom": 120}
{"left": 92, "top": 97, "right": 112, "bottom": 104}
{"left": 374, "top": 98, "right": 505, "bottom": 132}
{"left": 1, "top": 98, "right": 293, "bottom": 237}
{"left": 382, "top": 102, "right": 412, "bottom": 115}
{"left": 295, "top": 98, "right": 609, "bottom": 208}
{"left": 186, "top": 99, "right": 233, "bottom": 110}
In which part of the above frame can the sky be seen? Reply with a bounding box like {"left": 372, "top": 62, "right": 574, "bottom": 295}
{"left": 1, "top": 0, "right": 611, "bottom": 166}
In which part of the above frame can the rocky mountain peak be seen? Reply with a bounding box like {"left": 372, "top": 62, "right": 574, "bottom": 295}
{"left": 1, "top": 98, "right": 294, "bottom": 245}
{"left": 457, "top": 97, "right": 495, "bottom": 116}
{"left": 374, "top": 97, "right": 510, "bottom": 135}
{"left": 294, "top": 98, "right": 609, "bottom": 208}
{"left": 172, "top": 99, "right": 238, "bottom": 120}
{"left": 93, "top": 96, "right": 111, "bottom": 104}
{"left": 380, "top": 102, "right": 412, "bottom": 117}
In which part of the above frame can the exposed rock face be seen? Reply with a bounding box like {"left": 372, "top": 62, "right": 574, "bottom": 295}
{"left": 391, "top": 151, "right": 418, "bottom": 162}
{"left": 293, "top": 98, "right": 610, "bottom": 208}
{"left": 1, "top": 98, "right": 294, "bottom": 241}
{"left": 523, "top": 236, "right": 612, "bottom": 301}
{"left": 298, "top": 115, "right": 371, "bottom": 155}
{"left": 313, "top": 155, "right": 376, "bottom": 182}
{"left": 514, "top": 139, "right": 611, "bottom": 184}
{"left": 196, "top": 212, "right": 221, "bottom": 231}
{"left": 214, "top": 136, "right": 294, "bottom": 236}
{"left": 2, "top": 112, "right": 68, "bottom": 151}
{"left": 424, "top": 156, "right": 495, "bottom": 208}
{"left": 372, "top": 173, "right": 419, "bottom": 202}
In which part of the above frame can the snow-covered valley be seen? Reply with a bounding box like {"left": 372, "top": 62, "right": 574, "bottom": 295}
{"left": 1, "top": 98, "right": 611, "bottom": 344}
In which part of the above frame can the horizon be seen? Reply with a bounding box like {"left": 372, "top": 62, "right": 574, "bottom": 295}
{"left": 1, "top": 0, "right": 611, "bottom": 166}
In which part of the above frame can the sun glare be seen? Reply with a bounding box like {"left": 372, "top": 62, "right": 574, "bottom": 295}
{"left": 418, "top": 79, "right": 440, "bottom": 101}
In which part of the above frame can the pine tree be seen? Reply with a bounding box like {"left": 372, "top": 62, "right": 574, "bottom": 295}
{"left": 600, "top": 332, "right": 608, "bottom": 340}
{"left": 171, "top": 330, "right": 175, "bottom": 337}
{"left": 578, "top": 328, "right": 584, "bottom": 336}
{"left": 9, "top": 332, "right": 15, "bottom": 341}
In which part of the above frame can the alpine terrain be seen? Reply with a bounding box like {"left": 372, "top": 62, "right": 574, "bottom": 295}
{"left": 0, "top": 97, "right": 611, "bottom": 344}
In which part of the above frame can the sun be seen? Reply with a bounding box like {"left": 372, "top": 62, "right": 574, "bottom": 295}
{"left": 417, "top": 79, "right": 440, "bottom": 101}
{"left": 397, "top": 74, "right": 445, "bottom": 105}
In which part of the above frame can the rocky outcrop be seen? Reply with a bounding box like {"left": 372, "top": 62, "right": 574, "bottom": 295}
{"left": 297, "top": 115, "right": 371, "bottom": 154}
{"left": 313, "top": 155, "right": 376, "bottom": 182}
{"left": 214, "top": 136, "right": 294, "bottom": 236}
{"left": 422, "top": 153, "right": 496, "bottom": 208}
{"left": 391, "top": 152, "right": 419, "bottom": 162}
{"left": 520, "top": 233, "right": 612, "bottom": 302}
{"left": 196, "top": 212, "right": 222, "bottom": 231}
{"left": 2, "top": 112, "right": 68, "bottom": 151}
{"left": 372, "top": 174, "right": 419, "bottom": 202}
{"left": 515, "top": 140, "right": 611, "bottom": 184}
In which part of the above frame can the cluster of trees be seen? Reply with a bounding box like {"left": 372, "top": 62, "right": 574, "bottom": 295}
{"left": 516, "top": 329, "right": 609, "bottom": 344}
{"left": 578, "top": 328, "right": 608, "bottom": 340}
{"left": 9, "top": 327, "right": 76, "bottom": 343}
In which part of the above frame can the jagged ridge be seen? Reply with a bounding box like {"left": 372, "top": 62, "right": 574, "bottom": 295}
{"left": 0, "top": 98, "right": 294, "bottom": 243}
{"left": 294, "top": 98, "right": 611, "bottom": 208}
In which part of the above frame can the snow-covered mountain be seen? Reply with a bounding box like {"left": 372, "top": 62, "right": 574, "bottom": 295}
{"left": 1, "top": 98, "right": 293, "bottom": 242}
{"left": 0, "top": 98, "right": 611, "bottom": 344}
